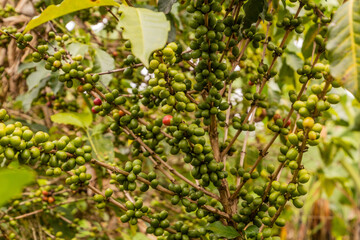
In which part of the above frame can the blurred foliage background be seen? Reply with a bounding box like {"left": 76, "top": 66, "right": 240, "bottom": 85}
{"left": 0, "top": 0, "right": 359, "bottom": 239}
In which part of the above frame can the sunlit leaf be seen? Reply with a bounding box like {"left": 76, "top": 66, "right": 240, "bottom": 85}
{"left": 302, "top": 24, "right": 318, "bottom": 59}
{"left": 327, "top": 0, "right": 360, "bottom": 100}
{"left": 92, "top": 48, "right": 115, "bottom": 86}
{"left": 206, "top": 221, "right": 241, "bottom": 239}
{"left": 340, "top": 159, "right": 360, "bottom": 192}
{"left": 16, "top": 76, "right": 50, "bottom": 112}
{"left": 67, "top": 42, "right": 89, "bottom": 57}
{"left": 118, "top": 6, "right": 170, "bottom": 67}
{"left": 322, "top": 177, "right": 336, "bottom": 197}
{"left": 87, "top": 125, "right": 114, "bottom": 162}
{"left": 51, "top": 111, "right": 93, "bottom": 129}
{"left": 17, "top": 62, "right": 38, "bottom": 73}
{"left": 332, "top": 215, "right": 348, "bottom": 237}
{"left": 0, "top": 169, "right": 35, "bottom": 206}
{"left": 26, "top": 62, "right": 50, "bottom": 90}
{"left": 24, "top": 0, "right": 120, "bottom": 33}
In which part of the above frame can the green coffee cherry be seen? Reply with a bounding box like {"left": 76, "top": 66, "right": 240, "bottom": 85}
{"left": 105, "top": 188, "right": 113, "bottom": 198}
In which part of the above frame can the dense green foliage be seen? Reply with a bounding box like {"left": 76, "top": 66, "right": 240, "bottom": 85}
{"left": 0, "top": 0, "right": 359, "bottom": 239}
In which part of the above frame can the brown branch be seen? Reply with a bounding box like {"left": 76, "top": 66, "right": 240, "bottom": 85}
{"left": 86, "top": 184, "right": 177, "bottom": 234}
{"left": 124, "top": 0, "right": 133, "bottom": 7}
{"left": 106, "top": 7, "right": 119, "bottom": 21}
{"left": 121, "top": 127, "right": 220, "bottom": 200}
{"left": 10, "top": 198, "right": 87, "bottom": 221}
{"left": 95, "top": 63, "right": 143, "bottom": 75}
{"left": 221, "top": 4, "right": 305, "bottom": 160}
{"left": 91, "top": 159, "right": 174, "bottom": 195}
{"left": 230, "top": 48, "right": 323, "bottom": 200}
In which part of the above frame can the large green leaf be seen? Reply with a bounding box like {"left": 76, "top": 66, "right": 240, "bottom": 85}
{"left": 24, "top": 0, "right": 120, "bottom": 33}
{"left": 118, "top": 6, "right": 170, "bottom": 67}
{"left": 17, "top": 62, "right": 38, "bottom": 73}
{"left": 206, "top": 221, "right": 241, "bottom": 239}
{"left": 302, "top": 24, "right": 318, "bottom": 59}
{"left": 17, "top": 74, "right": 53, "bottom": 112}
{"left": 0, "top": 169, "right": 35, "bottom": 206}
{"left": 352, "top": 112, "right": 360, "bottom": 131}
{"left": 92, "top": 48, "right": 115, "bottom": 86}
{"left": 322, "top": 177, "right": 336, "bottom": 197}
{"left": 331, "top": 215, "right": 348, "bottom": 237}
{"left": 26, "top": 62, "right": 50, "bottom": 90}
{"left": 50, "top": 111, "right": 92, "bottom": 129}
{"left": 242, "top": 0, "right": 267, "bottom": 29}
{"left": 67, "top": 42, "right": 89, "bottom": 57}
{"left": 285, "top": 52, "right": 304, "bottom": 72}
{"left": 340, "top": 159, "right": 360, "bottom": 192}
{"left": 86, "top": 124, "right": 114, "bottom": 162}
{"left": 327, "top": 0, "right": 360, "bottom": 100}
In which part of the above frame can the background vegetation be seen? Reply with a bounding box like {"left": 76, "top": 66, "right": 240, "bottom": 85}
{"left": 0, "top": 0, "right": 359, "bottom": 239}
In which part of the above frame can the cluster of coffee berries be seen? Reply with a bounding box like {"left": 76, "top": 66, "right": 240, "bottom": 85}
{"left": 0, "top": 26, "right": 16, "bottom": 47}
{"left": 120, "top": 198, "right": 148, "bottom": 224}
{"left": 92, "top": 187, "right": 113, "bottom": 209}
{"left": 0, "top": 0, "right": 346, "bottom": 239}
{"left": 267, "top": 114, "right": 291, "bottom": 135}
{"left": 114, "top": 159, "right": 143, "bottom": 191}
{"left": 167, "top": 221, "right": 206, "bottom": 240}
{"left": 146, "top": 210, "right": 171, "bottom": 236}
{"left": 0, "top": 3, "right": 15, "bottom": 18}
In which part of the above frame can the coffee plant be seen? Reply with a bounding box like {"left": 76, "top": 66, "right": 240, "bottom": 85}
{"left": 0, "top": 0, "right": 359, "bottom": 239}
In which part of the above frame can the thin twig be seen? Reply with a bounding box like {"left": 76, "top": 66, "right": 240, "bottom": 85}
{"left": 95, "top": 63, "right": 143, "bottom": 75}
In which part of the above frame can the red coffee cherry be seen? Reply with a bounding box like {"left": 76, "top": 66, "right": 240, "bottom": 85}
{"left": 93, "top": 98, "right": 102, "bottom": 106}
{"left": 162, "top": 115, "right": 173, "bottom": 126}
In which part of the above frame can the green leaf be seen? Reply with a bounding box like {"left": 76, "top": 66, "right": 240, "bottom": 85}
{"left": 281, "top": 0, "right": 286, "bottom": 8}
{"left": 92, "top": 48, "right": 115, "bottom": 86}
{"left": 50, "top": 111, "right": 92, "bottom": 129}
{"left": 243, "top": 0, "right": 267, "bottom": 29}
{"left": 332, "top": 137, "right": 356, "bottom": 159}
{"left": 206, "top": 221, "right": 241, "bottom": 239}
{"left": 87, "top": 124, "right": 114, "bottom": 162}
{"left": 0, "top": 168, "right": 35, "bottom": 206}
{"left": 158, "top": 0, "right": 177, "bottom": 14}
{"left": 37, "top": 179, "right": 48, "bottom": 186}
{"left": 331, "top": 215, "right": 348, "bottom": 237}
{"left": 327, "top": 0, "right": 360, "bottom": 100}
{"left": 245, "top": 225, "right": 259, "bottom": 238}
{"left": 67, "top": 42, "right": 89, "bottom": 57}
{"left": 322, "top": 177, "right": 336, "bottom": 197}
{"left": 245, "top": 145, "right": 259, "bottom": 166}
{"left": 285, "top": 52, "right": 303, "bottom": 71}
{"left": 16, "top": 76, "right": 49, "bottom": 112}
{"left": 118, "top": 6, "right": 170, "bottom": 67}
{"left": 49, "top": 76, "right": 63, "bottom": 94}
{"left": 24, "top": 0, "right": 120, "bottom": 33}
{"left": 352, "top": 112, "right": 360, "bottom": 131}
{"left": 132, "top": 233, "right": 151, "bottom": 240}
{"left": 16, "top": 61, "right": 58, "bottom": 112}
{"left": 17, "top": 62, "right": 38, "bottom": 73}
{"left": 78, "top": 219, "right": 91, "bottom": 229}
{"left": 277, "top": 58, "right": 296, "bottom": 88}
{"left": 272, "top": 0, "right": 279, "bottom": 10}
{"left": 340, "top": 159, "right": 360, "bottom": 193}
{"left": 26, "top": 62, "right": 50, "bottom": 90}
{"left": 302, "top": 24, "right": 318, "bottom": 59}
